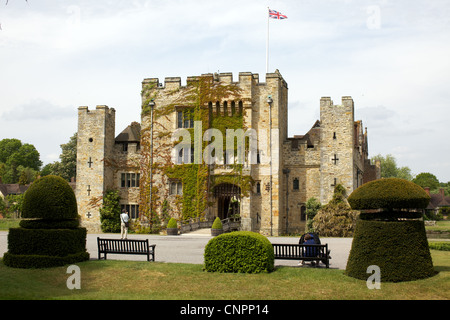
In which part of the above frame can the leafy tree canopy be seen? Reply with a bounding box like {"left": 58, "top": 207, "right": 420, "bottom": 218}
{"left": 412, "top": 172, "right": 440, "bottom": 190}
{"left": 371, "top": 154, "right": 413, "bottom": 180}
{"left": 0, "top": 139, "right": 42, "bottom": 184}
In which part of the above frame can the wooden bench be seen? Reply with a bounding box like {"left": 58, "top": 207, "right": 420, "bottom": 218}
{"left": 272, "top": 243, "right": 331, "bottom": 268}
{"left": 97, "top": 237, "right": 156, "bottom": 261}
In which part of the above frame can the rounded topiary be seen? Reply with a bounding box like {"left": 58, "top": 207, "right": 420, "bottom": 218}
{"left": 166, "top": 217, "right": 178, "bottom": 235}
{"left": 211, "top": 217, "right": 223, "bottom": 236}
{"left": 204, "top": 231, "right": 274, "bottom": 273}
{"left": 347, "top": 178, "right": 430, "bottom": 212}
{"left": 22, "top": 175, "right": 78, "bottom": 220}
{"left": 3, "top": 175, "right": 88, "bottom": 268}
{"left": 345, "top": 178, "right": 435, "bottom": 282}
{"left": 211, "top": 217, "right": 223, "bottom": 229}
{"left": 167, "top": 218, "right": 177, "bottom": 229}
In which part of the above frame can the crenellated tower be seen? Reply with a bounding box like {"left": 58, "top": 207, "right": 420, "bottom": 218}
{"left": 76, "top": 105, "right": 116, "bottom": 233}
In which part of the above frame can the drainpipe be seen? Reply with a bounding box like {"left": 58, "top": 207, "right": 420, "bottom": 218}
{"left": 267, "top": 95, "right": 273, "bottom": 236}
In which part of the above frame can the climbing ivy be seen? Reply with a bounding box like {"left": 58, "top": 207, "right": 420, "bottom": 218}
{"left": 139, "top": 75, "right": 253, "bottom": 226}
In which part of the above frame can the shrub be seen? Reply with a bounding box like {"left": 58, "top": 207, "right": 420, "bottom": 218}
{"left": 312, "top": 184, "right": 358, "bottom": 237}
{"left": 211, "top": 217, "right": 223, "bottom": 229}
{"left": 305, "top": 197, "right": 321, "bottom": 233}
{"left": 346, "top": 178, "right": 435, "bottom": 282}
{"left": 100, "top": 190, "right": 121, "bottom": 233}
{"left": 428, "top": 242, "right": 450, "bottom": 251}
{"left": 204, "top": 231, "right": 274, "bottom": 273}
{"left": 22, "top": 175, "right": 78, "bottom": 220}
{"left": 7, "top": 227, "right": 87, "bottom": 257}
{"left": 347, "top": 178, "right": 430, "bottom": 211}
{"left": 345, "top": 219, "right": 435, "bottom": 282}
{"left": 3, "top": 175, "right": 88, "bottom": 269}
{"left": 167, "top": 217, "right": 177, "bottom": 229}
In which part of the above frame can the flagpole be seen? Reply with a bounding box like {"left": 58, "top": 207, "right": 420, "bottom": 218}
{"left": 266, "top": 7, "right": 269, "bottom": 75}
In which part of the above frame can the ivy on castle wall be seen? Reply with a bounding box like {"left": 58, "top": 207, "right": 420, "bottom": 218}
{"left": 139, "top": 75, "right": 252, "bottom": 225}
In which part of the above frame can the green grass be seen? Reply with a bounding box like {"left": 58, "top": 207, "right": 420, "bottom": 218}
{"left": 0, "top": 250, "right": 449, "bottom": 300}
{"left": 426, "top": 220, "right": 450, "bottom": 232}
{"left": 0, "top": 219, "right": 21, "bottom": 230}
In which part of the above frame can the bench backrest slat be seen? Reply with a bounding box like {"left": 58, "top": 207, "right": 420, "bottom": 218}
{"left": 98, "top": 238, "right": 150, "bottom": 253}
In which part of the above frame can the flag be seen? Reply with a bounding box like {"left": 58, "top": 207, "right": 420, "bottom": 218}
{"left": 269, "top": 8, "right": 287, "bottom": 20}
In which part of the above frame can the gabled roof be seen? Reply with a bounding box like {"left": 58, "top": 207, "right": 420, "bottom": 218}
{"left": 115, "top": 122, "right": 141, "bottom": 143}
{"left": 426, "top": 188, "right": 450, "bottom": 209}
{"left": 291, "top": 120, "right": 320, "bottom": 147}
{"left": 0, "top": 184, "right": 29, "bottom": 197}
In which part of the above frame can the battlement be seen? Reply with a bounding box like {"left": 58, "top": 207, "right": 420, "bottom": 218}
{"left": 320, "top": 96, "right": 354, "bottom": 108}
{"left": 78, "top": 105, "right": 116, "bottom": 114}
{"left": 142, "top": 71, "right": 287, "bottom": 91}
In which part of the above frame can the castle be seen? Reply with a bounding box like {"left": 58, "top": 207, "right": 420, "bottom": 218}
{"left": 75, "top": 70, "right": 380, "bottom": 235}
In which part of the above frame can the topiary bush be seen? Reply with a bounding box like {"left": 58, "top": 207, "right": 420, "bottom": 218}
{"left": 204, "top": 231, "right": 274, "bottom": 273}
{"left": 345, "top": 219, "right": 435, "bottom": 282}
{"left": 211, "top": 217, "right": 223, "bottom": 229}
{"left": 167, "top": 218, "right": 177, "bottom": 229}
{"left": 345, "top": 178, "right": 435, "bottom": 282}
{"left": 3, "top": 175, "right": 89, "bottom": 268}
{"left": 22, "top": 175, "right": 78, "bottom": 220}
{"left": 347, "top": 178, "right": 430, "bottom": 212}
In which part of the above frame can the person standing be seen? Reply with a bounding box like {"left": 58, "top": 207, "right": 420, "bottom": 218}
{"left": 120, "top": 209, "right": 129, "bottom": 239}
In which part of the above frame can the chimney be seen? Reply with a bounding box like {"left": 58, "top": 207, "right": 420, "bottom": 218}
{"left": 424, "top": 187, "right": 430, "bottom": 196}
{"left": 440, "top": 188, "right": 445, "bottom": 200}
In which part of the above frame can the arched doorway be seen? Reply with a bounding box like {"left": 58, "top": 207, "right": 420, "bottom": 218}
{"left": 213, "top": 183, "right": 241, "bottom": 220}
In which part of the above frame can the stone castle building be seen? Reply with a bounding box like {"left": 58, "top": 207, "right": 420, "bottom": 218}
{"left": 76, "top": 70, "right": 380, "bottom": 235}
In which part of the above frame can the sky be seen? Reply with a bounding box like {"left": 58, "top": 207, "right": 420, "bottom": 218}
{"left": 0, "top": 0, "right": 449, "bottom": 182}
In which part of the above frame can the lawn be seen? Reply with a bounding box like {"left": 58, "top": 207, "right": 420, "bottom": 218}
{"left": 0, "top": 250, "right": 448, "bottom": 300}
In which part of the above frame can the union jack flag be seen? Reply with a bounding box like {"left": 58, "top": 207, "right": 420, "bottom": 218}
{"left": 269, "top": 9, "right": 287, "bottom": 20}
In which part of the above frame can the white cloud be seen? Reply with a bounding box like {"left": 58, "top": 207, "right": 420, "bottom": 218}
{"left": 0, "top": 0, "right": 449, "bottom": 180}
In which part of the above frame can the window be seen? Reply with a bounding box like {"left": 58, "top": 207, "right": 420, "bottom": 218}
{"left": 121, "top": 173, "right": 140, "bottom": 188}
{"left": 169, "top": 181, "right": 183, "bottom": 195}
{"left": 121, "top": 204, "right": 139, "bottom": 219}
{"left": 177, "top": 109, "right": 194, "bottom": 128}
{"left": 293, "top": 178, "right": 299, "bottom": 191}
{"left": 300, "top": 205, "right": 306, "bottom": 221}
{"left": 223, "top": 101, "right": 227, "bottom": 116}
{"left": 256, "top": 182, "right": 261, "bottom": 195}
{"left": 176, "top": 147, "right": 194, "bottom": 164}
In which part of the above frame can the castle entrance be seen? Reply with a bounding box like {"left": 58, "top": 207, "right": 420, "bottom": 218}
{"left": 213, "top": 183, "right": 241, "bottom": 220}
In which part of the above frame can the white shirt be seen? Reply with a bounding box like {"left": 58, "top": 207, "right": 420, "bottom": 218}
{"left": 120, "top": 213, "right": 129, "bottom": 223}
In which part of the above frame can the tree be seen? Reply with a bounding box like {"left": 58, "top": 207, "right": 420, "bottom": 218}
{"left": 412, "top": 172, "right": 440, "bottom": 191}
{"left": 0, "top": 139, "right": 42, "bottom": 184}
{"left": 312, "top": 185, "right": 358, "bottom": 237}
{"left": 371, "top": 154, "right": 413, "bottom": 180}
{"left": 41, "top": 133, "right": 77, "bottom": 181}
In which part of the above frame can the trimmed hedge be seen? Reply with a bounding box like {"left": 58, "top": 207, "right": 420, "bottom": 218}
{"left": 211, "top": 217, "right": 223, "bottom": 229}
{"left": 429, "top": 242, "right": 450, "bottom": 251}
{"left": 7, "top": 227, "right": 87, "bottom": 256}
{"left": 204, "top": 231, "right": 274, "bottom": 273}
{"left": 3, "top": 175, "right": 88, "bottom": 269}
{"left": 22, "top": 175, "right": 78, "bottom": 220}
{"left": 345, "top": 219, "right": 436, "bottom": 282}
{"left": 347, "top": 178, "right": 430, "bottom": 211}
{"left": 19, "top": 219, "right": 79, "bottom": 229}
{"left": 167, "top": 218, "right": 177, "bottom": 229}
{"left": 2, "top": 251, "right": 89, "bottom": 269}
